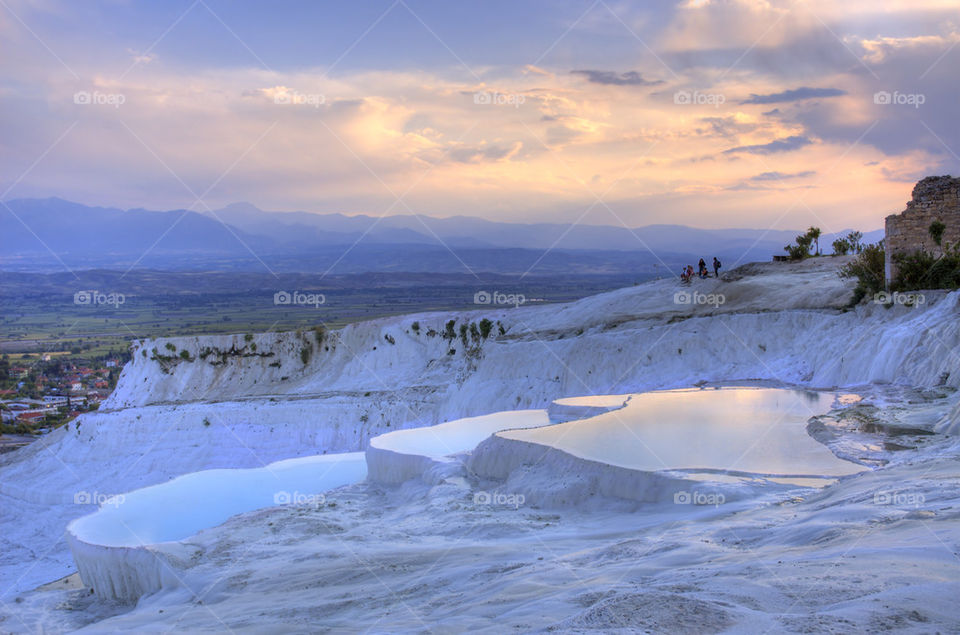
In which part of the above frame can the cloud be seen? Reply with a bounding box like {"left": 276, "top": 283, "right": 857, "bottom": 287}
{"left": 126, "top": 49, "right": 157, "bottom": 65}
{"left": 570, "top": 70, "right": 664, "bottom": 86}
{"left": 447, "top": 142, "right": 523, "bottom": 164}
{"left": 741, "top": 87, "right": 846, "bottom": 104}
{"left": 695, "top": 115, "right": 761, "bottom": 138}
{"left": 724, "top": 135, "right": 813, "bottom": 155}
{"left": 750, "top": 170, "right": 816, "bottom": 181}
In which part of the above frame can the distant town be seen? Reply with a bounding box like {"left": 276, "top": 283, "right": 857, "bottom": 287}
{"left": 0, "top": 351, "right": 129, "bottom": 451}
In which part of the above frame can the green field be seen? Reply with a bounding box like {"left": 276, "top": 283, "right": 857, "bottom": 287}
{"left": 1, "top": 270, "right": 642, "bottom": 356}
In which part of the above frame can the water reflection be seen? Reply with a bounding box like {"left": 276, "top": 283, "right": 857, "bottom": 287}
{"left": 502, "top": 387, "right": 865, "bottom": 479}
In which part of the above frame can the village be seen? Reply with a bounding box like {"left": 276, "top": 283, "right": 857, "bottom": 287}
{"left": 0, "top": 353, "right": 126, "bottom": 451}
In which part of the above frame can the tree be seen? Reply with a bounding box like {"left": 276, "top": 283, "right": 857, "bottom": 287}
{"left": 846, "top": 231, "right": 863, "bottom": 254}
{"left": 808, "top": 226, "right": 822, "bottom": 255}
{"left": 832, "top": 237, "right": 851, "bottom": 255}
{"left": 785, "top": 231, "right": 813, "bottom": 260}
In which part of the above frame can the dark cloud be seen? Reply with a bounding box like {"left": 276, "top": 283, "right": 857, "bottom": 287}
{"left": 448, "top": 143, "right": 518, "bottom": 163}
{"left": 696, "top": 115, "right": 759, "bottom": 138}
{"left": 724, "top": 135, "right": 813, "bottom": 155}
{"left": 750, "top": 170, "right": 816, "bottom": 181}
{"left": 570, "top": 70, "right": 663, "bottom": 86}
{"left": 741, "top": 87, "right": 846, "bottom": 104}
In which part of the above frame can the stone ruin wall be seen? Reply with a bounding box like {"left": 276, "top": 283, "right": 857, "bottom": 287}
{"left": 884, "top": 175, "right": 960, "bottom": 284}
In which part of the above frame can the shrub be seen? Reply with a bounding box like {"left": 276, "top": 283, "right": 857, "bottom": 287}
{"left": 892, "top": 243, "right": 960, "bottom": 291}
{"left": 444, "top": 320, "right": 457, "bottom": 340}
{"left": 179, "top": 350, "right": 191, "bottom": 360}
{"left": 165, "top": 342, "right": 176, "bottom": 352}
{"left": 839, "top": 241, "right": 886, "bottom": 303}
{"left": 784, "top": 227, "right": 821, "bottom": 260}
{"left": 469, "top": 322, "right": 480, "bottom": 342}
{"left": 929, "top": 220, "right": 946, "bottom": 247}
{"left": 313, "top": 325, "right": 326, "bottom": 346}
{"left": 244, "top": 333, "right": 254, "bottom": 342}
{"left": 847, "top": 231, "right": 863, "bottom": 254}
{"left": 300, "top": 347, "right": 311, "bottom": 365}
{"left": 478, "top": 318, "right": 493, "bottom": 339}
{"left": 832, "top": 237, "right": 851, "bottom": 255}
{"left": 411, "top": 321, "right": 420, "bottom": 333}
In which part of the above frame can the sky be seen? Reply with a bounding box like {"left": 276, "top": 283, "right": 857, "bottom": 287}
{"left": 1, "top": 0, "right": 958, "bottom": 234}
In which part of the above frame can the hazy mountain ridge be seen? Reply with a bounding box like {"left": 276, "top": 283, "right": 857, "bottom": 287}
{"left": 1, "top": 198, "right": 883, "bottom": 274}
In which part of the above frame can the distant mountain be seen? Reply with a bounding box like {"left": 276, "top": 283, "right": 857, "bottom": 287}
{"left": 1, "top": 198, "right": 274, "bottom": 257}
{"left": 0, "top": 198, "right": 882, "bottom": 274}
{"left": 206, "top": 202, "right": 882, "bottom": 256}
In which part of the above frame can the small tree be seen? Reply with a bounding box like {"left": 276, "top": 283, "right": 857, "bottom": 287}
{"left": 808, "top": 226, "right": 822, "bottom": 255}
{"left": 847, "top": 231, "right": 863, "bottom": 254}
{"left": 832, "top": 237, "right": 851, "bottom": 255}
{"left": 784, "top": 232, "right": 814, "bottom": 260}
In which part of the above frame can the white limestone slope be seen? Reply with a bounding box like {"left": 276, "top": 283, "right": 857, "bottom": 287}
{"left": 1, "top": 258, "right": 959, "bottom": 599}
{"left": 365, "top": 410, "right": 551, "bottom": 485}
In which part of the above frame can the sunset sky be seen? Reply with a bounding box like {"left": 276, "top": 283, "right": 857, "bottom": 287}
{"left": 2, "top": 0, "right": 958, "bottom": 234}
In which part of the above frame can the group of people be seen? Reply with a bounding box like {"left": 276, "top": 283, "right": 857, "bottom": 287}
{"left": 680, "top": 257, "right": 721, "bottom": 283}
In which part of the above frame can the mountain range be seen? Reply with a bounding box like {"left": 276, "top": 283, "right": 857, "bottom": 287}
{"left": 0, "top": 198, "right": 882, "bottom": 275}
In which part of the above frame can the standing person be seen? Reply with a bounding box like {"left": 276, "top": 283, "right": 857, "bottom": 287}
{"left": 698, "top": 258, "right": 707, "bottom": 278}
{"left": 713, "top": 257, "right": 721, "bottom": 278}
